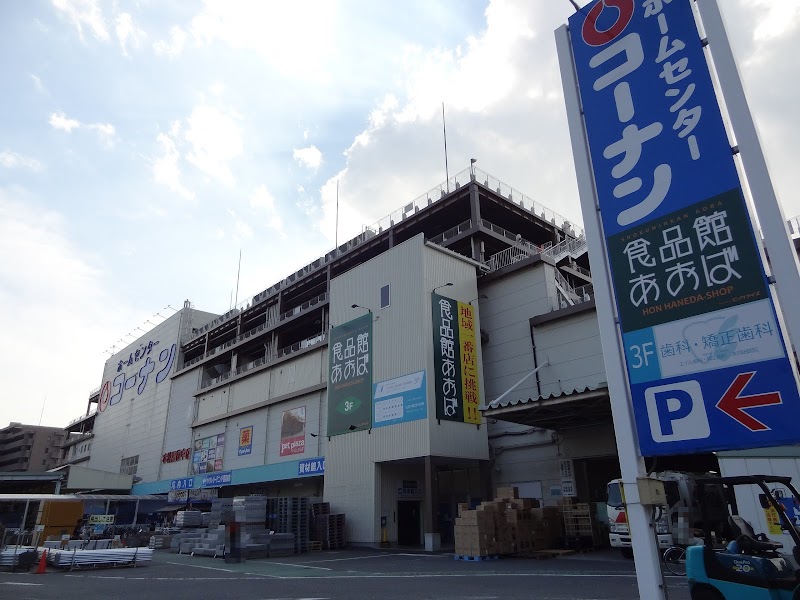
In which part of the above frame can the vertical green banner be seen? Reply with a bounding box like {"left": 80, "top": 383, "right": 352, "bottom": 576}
{"left": 432, "top": 293, "right": 464, "bottom": 422}
{"left": 327, "top": 313, "right": 373, "bottom": 436}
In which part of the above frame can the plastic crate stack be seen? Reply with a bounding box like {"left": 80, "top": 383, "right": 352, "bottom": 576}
{"left": 266, "top": 497, "right": 310, "bottom": 554}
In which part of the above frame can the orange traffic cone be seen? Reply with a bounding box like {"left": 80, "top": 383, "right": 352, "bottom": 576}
{"left": 35, "top": 550, "right": 47, "bottom": 574}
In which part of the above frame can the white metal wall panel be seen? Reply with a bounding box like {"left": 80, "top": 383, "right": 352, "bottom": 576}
{"left": 480, "top": 266, "right": 551, "bottom": 405}
{"left": 270, "top": 351, "right": 325, "bottom": 398}
{"left": 227, "top": 370, "right": 270, "bottom": 412}
{"left": 324, "top": 441, "right": 379, "bottom": 544}
{"left": 329, "top": 235, "right": 432, "bottom": 459}
{"left": 533, "top": 311, "right": 606, "bottom": 397}
{"left": 196, "top": 386, "right": 231, "bottom": 422}
{"left": 158, "top": 371, "right": 199, "bottom": 481}
{"left": 89, "top": 310, "right": 187, "bottom": 483}
{"left": 561, "top": 423, "right": 618, "bottom": 459}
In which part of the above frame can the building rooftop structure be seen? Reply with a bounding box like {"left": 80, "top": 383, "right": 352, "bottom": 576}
{"left": 174, "top": 166, "right": 592, "bottom": 402}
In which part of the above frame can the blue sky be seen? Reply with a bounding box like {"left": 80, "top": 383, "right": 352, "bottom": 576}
{"left": 1, "top": 0, "right": 799, "bottom": 428}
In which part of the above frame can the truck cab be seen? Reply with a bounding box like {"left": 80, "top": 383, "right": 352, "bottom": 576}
{"left": 607, "top": 471, "right": 704, "bottom": 557}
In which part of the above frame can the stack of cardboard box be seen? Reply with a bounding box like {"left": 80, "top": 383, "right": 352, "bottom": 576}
{"left": 454, "top": 486, "right": 563, "bottom": 557}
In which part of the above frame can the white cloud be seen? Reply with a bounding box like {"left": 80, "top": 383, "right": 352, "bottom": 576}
{"left": 33, "top": 18, "right": 50, "bottom": 33}
{"left": 152, "top": 131, "right": 194, "bottom": 200}
{"left": 153, "top": 25, "right": 187, "bottom": 57}
{"left": 49, "top": 111, "right": 80, "bottom": 132}
{"left": 227, "top": 208, "right": 253, "bottom": 239}
{"left": 52, "top": 0, "right": 109, "bottom": 42}
{"left": 30, "top": 74, "right": 48, "bottom": 95}
{"left": 310, "top": 1, "right": 580, "bottom": 244}
{"left": 189, "top": 1, "right": 336, "bottom": 83}
{"left": 0, "top": 150, "right": 43, "bottom": 172}
{"left": 115, "top": 12, "right": 147, "bottom": 57}
{"left": 49, "top": 111, "right": 116, "bottom": 147}
{"left": 293, "top": 145, "right": 323, "bottom": 172}
{"left": 749, "top": 0, "right": 800, "bottom": 42}
{"left": 184, "top": 106, "right": 243, "bottom": 185}
{"left": 0, "top": 186, "right": 134, "bottom": 427}
{"left": 249, "top": 184, "right": 285, "bottom": 237}
{"left": 88, "top": 122, "right": 116, "bottom": 148}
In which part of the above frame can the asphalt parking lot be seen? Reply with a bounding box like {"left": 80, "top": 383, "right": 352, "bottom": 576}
{"left": 0, "top": 548, "right": 690, "bottom": 600}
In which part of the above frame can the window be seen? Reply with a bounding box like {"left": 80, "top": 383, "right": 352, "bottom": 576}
{"left": 120, "top": 455, "right": 139, "bottom": 476}
{"left": 380, "top": 284, "right": 390, "bottom": 309}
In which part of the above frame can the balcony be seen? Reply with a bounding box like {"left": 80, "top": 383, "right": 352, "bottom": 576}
{"left": 199, "top": 332, "right": 328, "bottom": 391}
{"left": 179, "top": 293, "right": 328, "bottom": 372}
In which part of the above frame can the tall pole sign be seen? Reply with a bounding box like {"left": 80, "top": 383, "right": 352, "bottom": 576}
{"left": 559, "top": 0, "right": 800, "bottom": 458}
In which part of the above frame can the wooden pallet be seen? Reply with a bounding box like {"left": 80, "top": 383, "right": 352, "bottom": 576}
{"left": 308, "top": 541, "right": 322, "bottom": 552}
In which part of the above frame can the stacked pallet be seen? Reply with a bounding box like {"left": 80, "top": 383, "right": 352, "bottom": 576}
{"left": 455, "top": 486, "right": 562, "bottom": 559}
{"left": 309, "top": 502, "right": 346, "bottom": 550}
{"left": 266, "top": 497, "right": 310, "bottom": 554}
{"left": 316, "top": 514, "right": 346, "bottom": 550}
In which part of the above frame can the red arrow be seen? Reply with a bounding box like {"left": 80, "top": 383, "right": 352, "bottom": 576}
{"left": 716, "top": 372, "right": 783, "bottom": 431}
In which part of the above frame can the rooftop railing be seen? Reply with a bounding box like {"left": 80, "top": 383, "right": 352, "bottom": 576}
{"left": 428, "top": 219, "right": 472, "bottom": 245}
{"left": 199, "top": 332, "right": 327, "bottom": 390}
{"left": 184, "top": 166, "right": 583, "bottom": 345}
{"left": 180, "top": 293, "right": 328, "bottom": 371}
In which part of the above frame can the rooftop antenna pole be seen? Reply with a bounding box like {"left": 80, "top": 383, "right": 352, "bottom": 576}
{"left": 442, "top": 102, "right": 450, "bottom": 193}
{"left": 335, "top": 179, "right": 340, "bottom": 252}
{"left": 234, "top": 249, "right": 242, "bottom": 307}
{"left": 38, "top": 395, "right": 47, "bottom": 426}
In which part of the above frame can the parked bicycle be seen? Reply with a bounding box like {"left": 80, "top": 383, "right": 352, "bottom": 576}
{"left": 662, "top": 545, "right": 687, "bottom": 576}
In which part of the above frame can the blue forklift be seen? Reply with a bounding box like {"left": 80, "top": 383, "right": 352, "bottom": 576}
{"left": 687, "top": 475, "right": 800, "bottom": 599}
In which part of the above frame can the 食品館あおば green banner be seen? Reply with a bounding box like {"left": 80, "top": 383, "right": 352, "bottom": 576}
{"left": 327, "top": 313, "right": 373, "bottom": 435}
{"left": 432, "top": 293, "right": 481, "bottom": 424}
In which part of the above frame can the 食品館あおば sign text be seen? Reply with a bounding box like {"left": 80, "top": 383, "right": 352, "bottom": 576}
{"left": 327, "top": 314, "right": 372, "bottom": 435}
{"left": 566, "top": 0, "right": 800, "bottom": 455}
{"left": 432, "top": 293, "right": 480, "bottom": 425}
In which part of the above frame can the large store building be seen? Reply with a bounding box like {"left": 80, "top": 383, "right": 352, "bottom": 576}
{"left": 85, "top": 167, "right": 714, "bottom": 548}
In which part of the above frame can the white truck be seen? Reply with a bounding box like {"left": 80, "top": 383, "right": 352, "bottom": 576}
{"left": 606, "top": 471, "right": 707, "bottom": 557}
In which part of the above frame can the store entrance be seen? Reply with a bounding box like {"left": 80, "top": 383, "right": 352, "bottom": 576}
{"left": 397, "top": 500, "right": 421, "bottom": 546}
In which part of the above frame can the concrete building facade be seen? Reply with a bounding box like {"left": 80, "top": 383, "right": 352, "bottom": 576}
{"left": 0, "top": 423, "right": 65, "bottom": 472}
